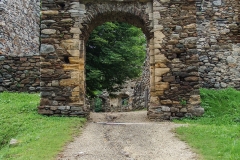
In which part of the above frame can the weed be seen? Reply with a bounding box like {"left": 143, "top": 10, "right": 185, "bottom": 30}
{"left": 180, "top": 99, "right": 187, "bottom": 106}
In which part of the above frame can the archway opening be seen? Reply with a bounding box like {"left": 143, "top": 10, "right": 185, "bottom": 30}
{"left": 85, "top": 21, "right": 149, "bottom": 113}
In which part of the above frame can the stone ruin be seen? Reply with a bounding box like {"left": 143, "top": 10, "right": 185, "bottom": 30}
{"left": 0, "top": 0, "right": 239, "bottom": 120}
{"left": 91, "top": 51, "right": 150, "bottom": 112}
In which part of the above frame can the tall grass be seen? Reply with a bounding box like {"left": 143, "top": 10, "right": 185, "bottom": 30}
{"left": 0, "top": 92, "right": 86, "bottom": 160}
{"left": 175, "top": 88, "right": 240, "bottom": 160}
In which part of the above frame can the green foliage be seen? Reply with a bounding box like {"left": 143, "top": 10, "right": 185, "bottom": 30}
{"left": 94, "top": 97, "right": 103, "bottom": 112}
{"left": 175, "top": 88, "right": 240, "bottom": 160}
{"left": 179, "top": 98, "right": 187, "bottom": 106}
{"left": 0, "top": 92, "right": 86, "bottom": 160}
{"left": 86, "top": 22, "right": 146, "bottom": 97}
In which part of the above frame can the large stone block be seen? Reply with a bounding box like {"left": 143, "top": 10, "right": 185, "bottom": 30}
{"left": 63, "top": 64, "right": 84, "bottom": 70}
{"left": 155, "top": 54, "right": 169, "bottom": 63}
{"left": 67, "top": 50, "right": 80, "bottom": 57}
{"left": 160, "top": 99, "right": 172, "bottom": 105}
{"left": 184, "top": 76, "right": 199, "bottom": 82}
{"left": 183, "top": 23, "right": 196, "bottom": 29}
{"left": 71, "top": 71, "right": 80, "bottom": 79}
{"left": 41, "top": 29, "right": 56, "bottom": 35}
{"left": 61, "top": 39, "right": 80, "bottom": 50}
{"left": 188, "top": 95, "right": 201, "bottom": 105}
{"left": 72, "top": 92, "right": 79, "bottom": 97}
{"left": 155, "top": 63, "right": 167, "bottom": 68}
{"left": 70, "top": 96, "right": 80, "bottom": 102}
{"left": 163, "top": 76, "right": 175, "bottom": 82}
{"left": 154, "top": 31, "right": 165, "bottom": 42}
{"left": 60, "top": 79, "right": 79, "bottom": 86}
{"left": 155, "top": 68, "right": 170, "bottom": 76}
{"left": 155, "top": 76, "right": 162, "bottom": 83}
{"left": 189, "top": 106, "right": 204, "bottom": 117}
{"left": 40, "top": 69, "right": 54, "bottom": 74}
{"left": 155, "top": 82, "right": 169, "bottom": 91}
{"left": 150, "top": 96, "right": 160, "bottom": 104}
{"left": 40, "top": 44, "right": 55, "bottom": 54}
{"left": 151, "top": 90, "right": 164, "bottom": 96}
{"left": 70, "top": 28, "right": 82, "bottom": 34}
{"left": 41, "top": 10, "right": 59, "bottom": 15}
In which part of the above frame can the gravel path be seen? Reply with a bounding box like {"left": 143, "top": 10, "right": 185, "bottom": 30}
{"left": 57, "top": 111, "right": 198, "bottom": 160}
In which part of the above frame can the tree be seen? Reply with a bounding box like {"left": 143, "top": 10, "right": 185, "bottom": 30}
{"left": 86, "top": 22, "right": 146, "bottom": 97}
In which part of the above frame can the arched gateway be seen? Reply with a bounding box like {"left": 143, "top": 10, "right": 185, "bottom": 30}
{"left": 39, "top": 0, "right": 204, "bottom": 120}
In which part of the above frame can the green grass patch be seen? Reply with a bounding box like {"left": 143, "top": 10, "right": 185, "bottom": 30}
{"left": 175, "top": 88, "right": 240, "bottom": 160}
{"left": 0, "top": 92, "right": 86, "bottom": 160}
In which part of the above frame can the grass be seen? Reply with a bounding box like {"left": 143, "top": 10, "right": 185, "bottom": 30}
{"left": 175, "top": 88, "right": 240, "bottom": 160}
{"left": 0, "top": 92, "right": 86, "bottom": 160}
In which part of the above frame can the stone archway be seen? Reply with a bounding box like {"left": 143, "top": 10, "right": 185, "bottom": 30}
{"left": 39, "top": 0, "right": 204, "bottom": 120}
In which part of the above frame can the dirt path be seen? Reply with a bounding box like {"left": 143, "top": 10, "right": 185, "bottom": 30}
{"left": 57, "top": 111, "right": 198, "bottom": 160}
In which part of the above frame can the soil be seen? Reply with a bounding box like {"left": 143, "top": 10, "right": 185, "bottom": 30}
{"left": 57, "top": 111, "right": 198, "bottom": 160}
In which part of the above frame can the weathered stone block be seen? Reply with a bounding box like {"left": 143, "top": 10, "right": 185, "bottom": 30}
{"left": 61, "top": 39, "right": 80, "bottom": 50}
{"left": 180, "top": 108, "right": 187, "bottom": 113}
{"left": 40, "top": 44, "right": 55, "bottom": 54}
{"left": 155, "top": 68, "right": 170, "bottom": 76}
{"left": 189, "top": 95, "right": 201, "bottom": 105}
{"left": 41, "top": 29, "right": 56, "bottom": 35}
{"left": 71, "top": 107, "right": 82, "bottom": 111}
{"left": 71, "top": 71, "right": 80, "bottom": 79}
{"left": 189, "top": 106, "right": 204, "bottom": 117}
{"left": 154, "top": 31, "right": 165, "bottom": 42}
{"left": 185, "top": 76, "right": 199, "bottom": 82}
{"left": 161, "top": 106, "right": 171, "bottom": 112}
{"left": 160, "top": 99, "right": 172, "bottom": 105}
{"left": 70, "top": 96, "right": 80, "bottom": 102}
{"left": 52, "top": 80, "right": 59, "bottom": 87}
{"left": 151, "top": 91, "right": 164, "bottom": 96}
{"left": 60, "top": 79, "right": 79, "bottom": 86}
{"left": 155, "top": 82, "right": 169, "bottom": 91}
{"left": 70, "top": 28, "right": 82, "bottom": 34}
{"left": 72, "top": 92, "right": 79, "bottom": 97}
{"left": 155, "top": 76, "right": 162, "bottom": 83}
{"left": 41, "top": 10, "right": 59, "bottom": 15}
{"left": 63, "top": 64, "right": 84, "bottom": 70}
{"left": 69, "top": 57, "right": 84, "bottom": 64}
{"left": 155, "top": 54, "right": 169, "bottom": 63}
{"left": 41, "top": 69, "right": 54, "bottom": 74}
{"left": 155, "top": 63, "right": 167, "bottom": 68}
{"left": 50, "top": 106, "right": 58, "bottom": 110}
{"left": 67, "top": 50, "right": 80, "bottom": 57}
{"left": 184, "top": 23, "right": 196, "bottom": 29}
{"left": 163, "top": 76, "right": 175, "bottom": 82}
{"left": 150, "top": 96, "right": 160, "bottom": 104}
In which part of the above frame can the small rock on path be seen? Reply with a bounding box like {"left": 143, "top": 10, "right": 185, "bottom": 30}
{"left": 57, "top": 111, "right": 198, "bottom": 160}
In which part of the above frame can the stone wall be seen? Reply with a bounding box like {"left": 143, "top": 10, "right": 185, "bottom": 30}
{"left": 0, "top": 0, "right": 40, "bottom": 56}
{"left": 0, "top": 55, "right": 40, "bottom": 92}
{"left": 0, "top": 0, "right": 40, "bottom": 93}
{"left": 38, "top": 0, "right": 205, "bottom": 120}
{"left": 132, "top": 48, "right": 150, "bottom": 110}
{"left": 38, "top": 0, "right": 153, "bottom": 117}
{"left": 99, "top": 81, "right": 136, "bottom": 112}
{"left": 147, "top": 0, "right": 203, "bottom": 120}
{"left": 197, "top": 0, "right": 240, "bottom": 89}
{"left": 0, "top": 0, "right": 239, "bottom": 120}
